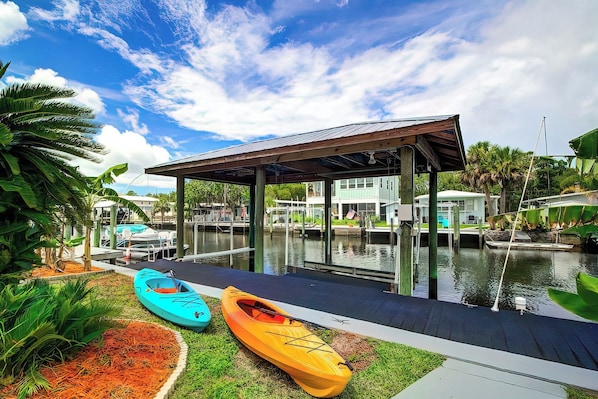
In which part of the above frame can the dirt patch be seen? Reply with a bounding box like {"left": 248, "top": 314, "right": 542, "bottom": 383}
{"left": 0, "top": 321, "right": 180, "bottom": 399}
{"left": 331, "top": 332, "right": 377, "bottom": 372}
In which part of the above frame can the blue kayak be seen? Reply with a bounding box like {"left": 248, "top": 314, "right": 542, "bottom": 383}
{"left": 134, "top": 268, "right": 211, "bottom": 332}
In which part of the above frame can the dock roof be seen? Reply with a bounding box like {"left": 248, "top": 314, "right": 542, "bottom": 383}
{"left": 145, "top": 115, "right": 466, "bottom": 185}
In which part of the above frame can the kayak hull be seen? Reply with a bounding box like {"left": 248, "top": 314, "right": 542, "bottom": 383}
{"left": 134, "top": 268, "right": 211, "bottom": 332}
{"left": 221, "top": 286, "right": 352, "bottom": 398}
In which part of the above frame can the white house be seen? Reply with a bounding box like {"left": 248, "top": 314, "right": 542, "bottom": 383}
{"left": 305, "top": 176, "right": 399, "bottom": 222}
{"left": 94, "top": 195, "right": 158, "bottom": 223}
{"left": 415, "top": 190, "right": 498, "bottom": 225}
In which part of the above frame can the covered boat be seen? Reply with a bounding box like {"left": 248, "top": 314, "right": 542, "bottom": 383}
{"left": 221, "top": 286, "right": 352, "bottom": 398}
{"left": 134, "top": 268, "right": 211, "bottom": 332}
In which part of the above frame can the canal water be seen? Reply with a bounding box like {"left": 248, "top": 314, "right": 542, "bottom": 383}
{"left": 183, "top": 227, "right": 598, "bottom": 322}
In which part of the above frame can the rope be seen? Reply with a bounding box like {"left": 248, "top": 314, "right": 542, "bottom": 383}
{"left": 491, "top": 117, "right": 546, "bottom": 312}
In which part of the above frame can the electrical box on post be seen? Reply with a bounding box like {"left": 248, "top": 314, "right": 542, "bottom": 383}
{"left": 396, "top": 204, "right": 412, "bottom": 222}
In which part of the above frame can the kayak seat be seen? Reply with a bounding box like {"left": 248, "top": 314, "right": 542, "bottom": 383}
{"left": 154, "top": 287, "right": 178, "bottom": 294}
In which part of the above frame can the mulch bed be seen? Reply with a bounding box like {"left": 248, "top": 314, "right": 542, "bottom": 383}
{"left": 0, "top": 321, "right": 180, "bottom": 399}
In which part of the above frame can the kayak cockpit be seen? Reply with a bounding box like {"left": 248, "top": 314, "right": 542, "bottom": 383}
{"left": 145, "top": 277, "right": 188, "bottom": 294}
{"left": 238, "top": 299, "right": 290, "bottom": 324}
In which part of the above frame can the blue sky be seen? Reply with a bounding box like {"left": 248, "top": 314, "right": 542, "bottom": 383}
{"left": 1, "top": 0, "right": 597, "bottom": 194}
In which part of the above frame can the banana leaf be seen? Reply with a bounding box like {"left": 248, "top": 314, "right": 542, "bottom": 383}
{"left": 548, "top": 289, "right": 598, "bottom": 322}
{"left": 561, "top": 224, "right": 598, "bottom": 238}
{"left": 580, "top": 205, "right": 598, "bottom": 224}
{"left": 562, "top": 205, "right": 584, "bottom": 227}
{"left": 577, "top": 273, "right": 598, "bottom": 305}
{"left": 569, "top": 127, "right": 598, "bottom": 176}
{"left": 547, "top": 206, "right": 562, "bottom": 228}
{"left": 569, "top": 128, "right": 598, "bottom": 159}
{"left": 548, "top": 272, "right": 598, "bottom": 322}
{"left": 521, "top": 208, "right": 541, "bottom": 230}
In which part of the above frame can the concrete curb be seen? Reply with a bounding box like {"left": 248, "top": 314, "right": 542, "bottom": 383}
{"left": 155, "top": 326, "right": 188, "bottom": 399}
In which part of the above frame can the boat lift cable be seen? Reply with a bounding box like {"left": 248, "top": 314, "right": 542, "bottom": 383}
{"left": 491, "top": 117, "right": 546, "bottom": 313}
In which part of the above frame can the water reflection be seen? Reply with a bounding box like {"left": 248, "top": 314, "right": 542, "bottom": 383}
{"left": 183, "top": 227, "right": 598, "bottom": 321}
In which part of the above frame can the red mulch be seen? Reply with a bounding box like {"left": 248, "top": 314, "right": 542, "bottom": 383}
{"left": 0, "top": 321, "right": 180, "bottom": 399}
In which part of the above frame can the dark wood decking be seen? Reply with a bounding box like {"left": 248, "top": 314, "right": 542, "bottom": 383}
{"left": 130, "top": 259, "right": 598, "bottom": 371}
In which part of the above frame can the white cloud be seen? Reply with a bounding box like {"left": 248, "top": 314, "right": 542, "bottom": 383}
{"left": 7, "top": 68, "right": 106, "bottom": 115}
{"left": 77, "top": 25, "right": 167, "bottom": 75}
{"left": 117, "top": 108, "right": 149, "bottom": 135}
{"left": 29, "top": 0, "right": 80, "bottom": 23}
{"left": 125, "top": 0, "right": 594, "bottom": 155}
{"left": 78, "top": 125, "right": 174, "bottom": 192}
{"left": 0, "top": 1, "right": 29, "bottom": 46}
{"left": 49, "top": 0, "right": 598, "bottom": 157}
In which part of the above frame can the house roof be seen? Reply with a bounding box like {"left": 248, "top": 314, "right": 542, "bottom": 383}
{"left": 93, "top": 195, "right": 157, "bottom": 208}
{"left": 145, "top": 115, "right": 466, "bottom": 185}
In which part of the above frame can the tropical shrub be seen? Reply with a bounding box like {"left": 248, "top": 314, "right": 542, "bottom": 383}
{"left": 0, "top": 278, "right": 120, "bottom": 398}
{"left": 548, "top": 273, "right": 598, "bottom": 322}
{"left": 0, "top": 60, "right": 105, "bottom": 281}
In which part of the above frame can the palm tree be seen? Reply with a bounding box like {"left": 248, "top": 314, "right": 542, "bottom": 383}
{"left": 460, "top": 142, "right": 497, "bottom": 217}
{"left": 153, "top": 194, "right": 171, "bottom": 224}
{"left": 0, "top": 60, "right": 105, "bottom": 279}
{"left": 490, "top": 146, "right": 530, "bottom": 214}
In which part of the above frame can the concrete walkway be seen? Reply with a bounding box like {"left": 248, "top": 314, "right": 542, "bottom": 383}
{"left": 97, "top": 262, "right": 595, "bottom": 399}
{"left": 393, "top": 359, "right": 566, "bottom": 399}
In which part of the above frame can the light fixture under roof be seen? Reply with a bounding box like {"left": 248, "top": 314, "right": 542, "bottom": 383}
{"left": 368, "top": 151, "right": 376, "bottom": 165}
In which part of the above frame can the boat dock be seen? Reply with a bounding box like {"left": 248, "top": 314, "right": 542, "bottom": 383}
{"left": 126, "top": 258, "right": 598, "bottom": 380}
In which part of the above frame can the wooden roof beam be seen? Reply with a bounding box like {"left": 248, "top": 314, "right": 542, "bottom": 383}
{"left": 414, "top": 136, "right": 442, "bottom": 171}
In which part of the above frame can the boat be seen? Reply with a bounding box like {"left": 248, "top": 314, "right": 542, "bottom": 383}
{"left": 221, "top": 286, "right": 352, "bottom": 398}
{"left": 101, "top": 224, "right": 189, "bottom": 261}
{"left": 485, "top": 240, "right": 574, "bottom": 251}
{"left": 134, "top": 268, "right": 211, "bottom": 332}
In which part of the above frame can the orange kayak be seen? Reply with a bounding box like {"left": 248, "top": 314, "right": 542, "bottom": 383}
{"left": 221, "top": 286, "right": 352, "bottom": 398}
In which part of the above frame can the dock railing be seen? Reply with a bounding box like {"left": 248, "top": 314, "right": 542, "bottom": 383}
{"left": 301, "top": 261, "right": 395, "bottom": 284}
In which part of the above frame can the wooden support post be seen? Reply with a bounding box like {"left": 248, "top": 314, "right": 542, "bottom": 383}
{"left": 110, "top": 204, "right": 116, "bottom": 249}
{"left": 399, "top": 147, "right": 413, "bottom": 296}
{"left": 176, "top": 175, "right": 185, "bottom": 258}
{"left": 254, "top": 166, "right": 265, "bottom": 273}
{"left": 429, "top": 170, "right": 438, "bottom": 300}
{"left": 324, "top": 178, "right": 333, "bottom": 264}
{"left": 453, "top": 204, "right": 460, "bottom": 253}
{"left": 249, "top": 184, "right": 256, "bottom": 271}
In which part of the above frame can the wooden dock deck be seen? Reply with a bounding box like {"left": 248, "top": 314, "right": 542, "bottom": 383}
{"left": 128, "top": 259, "right": 598, "bottom": 372}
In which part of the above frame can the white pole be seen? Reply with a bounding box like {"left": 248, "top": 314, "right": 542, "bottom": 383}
{"left": 491, "top": 117, "right": 544, "bottom": 312}
{"left": 193, "top": 222, "right": 198, "bottom": 260}
{"left": 229, "top": 217, "right": 234, "bottom": 266}
{"left": 394, "top": 227, "right": 400, "bottom": 294}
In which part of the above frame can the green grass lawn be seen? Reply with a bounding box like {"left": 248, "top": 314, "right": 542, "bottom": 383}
{"left": 89, "top": 272, "right": 444, "bottom": 398}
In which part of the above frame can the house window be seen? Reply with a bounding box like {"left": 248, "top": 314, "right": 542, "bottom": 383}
{"left": 366, "top": 177, "right": 373, "bottom": 188}
{"left": 356, "top": 178, "right": 365, "bottom": 188}
{"left": 348, "top": 179, "right": 356, "bottom": 189}
{"left": 465, "top": 199, "right": 474, "bottom": 211}
{"left": 340, "top": 180, "right": 347, "bottom": 189}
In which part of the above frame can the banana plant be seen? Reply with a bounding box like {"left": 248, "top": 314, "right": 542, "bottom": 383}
{"left": 548, "top": 273, "right": 598, "bottom": 322}
{"left": 78, "top": 164, "right": 149, "bottom": 271}
{"left": 569, "top": 127, "right": 598, "bottom": 176}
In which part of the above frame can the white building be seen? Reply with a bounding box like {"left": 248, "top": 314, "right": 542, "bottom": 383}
{"left": 305, "top": 176, "right": 399, "bottom": 222}
{"left": 415, "top": 190, "right": 498, "bottom": 225}
{"left": 94, "top": 195, "right": 158, "bottom": 223}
